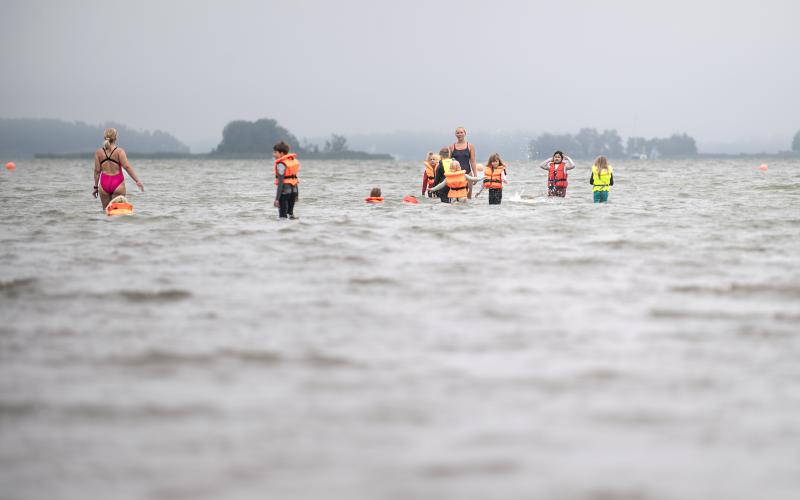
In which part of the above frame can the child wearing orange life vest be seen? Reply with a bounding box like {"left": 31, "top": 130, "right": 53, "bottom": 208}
{"left": 273, "top": 141, "right": 299, "bottom": 219}
{"left": 474, "top": 153, "right": 508, "bottom": 205}
{"left": 365, "top": 187, "right": 384, "bottom": 203}
{"left": 538, "top": 150, "right": 575, "bottom": 197}
{"left": 427, "top": 160, "right": 482, "bottom": 203}
{"left": 421, "top": 152, "right": 440, "bottom": 197}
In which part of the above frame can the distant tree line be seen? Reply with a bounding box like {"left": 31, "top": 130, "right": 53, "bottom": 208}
{"left": 211, "top": 118, "right": 376, "bottom": 157}
{"left": 793, "top": 130, "right": 800, "bottom": 153}
{"left": 529, "top": 128, "right": 698, "bottom": 159}
{"left": 212, "top": 118, "right": 302, "bottom": 155}
{"left": 0, "top": 118, "right": 189, "bottom": 158}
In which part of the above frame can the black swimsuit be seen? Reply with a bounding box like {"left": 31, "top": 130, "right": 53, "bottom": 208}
{"left": 451, "top": 143, "right": 472, "bottom": 175}
{"left": 100, "top": 147, "right": 120, "bottom": 167}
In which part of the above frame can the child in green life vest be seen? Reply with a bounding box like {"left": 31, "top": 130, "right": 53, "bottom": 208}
{"left": 589, "top": 155, "right": 614, "bottom": 203}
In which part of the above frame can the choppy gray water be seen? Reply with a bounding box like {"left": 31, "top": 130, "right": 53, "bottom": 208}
{"left": 1, "top": 158, "right": 799, "bottom": 500}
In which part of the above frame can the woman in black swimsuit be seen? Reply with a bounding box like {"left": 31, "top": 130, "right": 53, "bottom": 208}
{"left": 449, "top": 127, "right": 476, "bottom": 198}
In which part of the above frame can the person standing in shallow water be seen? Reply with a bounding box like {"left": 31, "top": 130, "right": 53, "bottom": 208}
{"left": 538, "top": 150, "right": 575, "bottom": 197}
{"left": 590, "top": 155, "right": 614, "bottom": 203}
{"left": 476, "top": 153, "right": 508, "bottom": 205}
{"left": 272, "top": 141, "right": 299, "bottom": 219}
{"left": 427, "top": 160, "right": 483, "bottom": 203}
{"left": 449, "top": 127, "right": 476, "bottom": 198}
{"left": 93, "top": 128, "right": 144, "bottom": 210}
{"left": 432, "top": 147, "right": 453, "bottom": 203}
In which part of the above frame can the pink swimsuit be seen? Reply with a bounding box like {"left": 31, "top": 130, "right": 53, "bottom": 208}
{"left": 99, "top": 147, "right": 124, "bottom": 194}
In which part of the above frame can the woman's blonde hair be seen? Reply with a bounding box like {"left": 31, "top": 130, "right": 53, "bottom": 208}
{"left": 594, "top": 155, "right": 609, "bottom": 174}
{"left": 103, "top": 128, "right": 118, "bottom": 151}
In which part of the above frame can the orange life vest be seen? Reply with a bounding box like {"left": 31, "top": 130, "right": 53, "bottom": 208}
{"left": 424, "top": 161, "right": 437, "bottom": 187}
{"left": 364, "top": 196, "right": 384, "bottom": 203}
{"left": 483, "top": 164, "right": 505, "bottom": 189}
{"left": 548, "top": 162, "right": 568, "bottom": 188}
{"left": 274, "top": 153, "right": 300, "bottom": 186}
{"left": 445, "top": 170, "right": 468, "bottom": 199}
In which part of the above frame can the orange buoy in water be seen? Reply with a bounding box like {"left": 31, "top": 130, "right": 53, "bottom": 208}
{"left": 758, "top": 164, "right": 768, "bottom": 171}
{"left": 106, "top": 201, "right": 134, "bottom": 216}
{"left": 402, "top": 195, "right": 419, "bottom": 204}
{"left": 364, "top": 196, "right": 384, "bottom": 203}
{"left": 5, "top": 162, "right": 15, "bottom": 170}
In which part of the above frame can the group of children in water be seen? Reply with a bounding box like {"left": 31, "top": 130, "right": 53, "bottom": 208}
{"left": 92, "top": 127, "right": 614, "bottom": 220}
{"left": 276, "top": 126, "right": 614, "bottom": 218}
{"left": 389, "top": 126, "right": 614, "bottom": 208}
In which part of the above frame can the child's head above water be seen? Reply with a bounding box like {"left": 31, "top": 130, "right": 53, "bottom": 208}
{"left": 369, "top": 187, "right": 382, "bottom": 198}
{"left": 487, "top": 153, "right": 505, "bottom": 167}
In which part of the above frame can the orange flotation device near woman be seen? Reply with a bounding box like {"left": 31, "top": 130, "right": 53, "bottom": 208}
{"left": 106, "top": 201, "right": 134, "bottom": 216}
{"left": 483, "top": 164, "right": 505, "bottom": 189}
{"left": 444, "top": 169, "right": 468, "bottom": 198}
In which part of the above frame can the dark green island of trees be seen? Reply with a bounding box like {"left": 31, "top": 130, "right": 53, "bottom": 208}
{"left": 211, "top": 118, "right": 391, "bottom": 160}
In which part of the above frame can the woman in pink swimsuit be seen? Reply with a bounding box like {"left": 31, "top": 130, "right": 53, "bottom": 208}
{"left": 93, "top": 128, "right": 144, "bottom": 209}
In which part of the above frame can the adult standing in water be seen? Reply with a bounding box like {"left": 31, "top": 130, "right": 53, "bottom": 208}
{"left": 449, "top": 127, "right": 476, "bottom": 198}
{"left": 93, "top": 128, "right": 144, "bottom": 209}
{"left": 538, "top": 150, "right": 575, "bottom": 197}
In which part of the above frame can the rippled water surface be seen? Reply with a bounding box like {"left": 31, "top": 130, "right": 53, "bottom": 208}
{"left": 1, "top": 158, "right": 799, "bottom": 500}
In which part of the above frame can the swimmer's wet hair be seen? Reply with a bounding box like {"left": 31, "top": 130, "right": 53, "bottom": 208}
{"left": 103, "top": 128, "right": 118, "bottom": 151}
{"left": 370, "top": 187, "right": 382, "bottom": 197}
{"left": 273, "top": 141, "right": 291, "bottom": 154}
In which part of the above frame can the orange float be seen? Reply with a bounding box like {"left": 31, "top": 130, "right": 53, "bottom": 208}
{"left": 5, "top": 162, "right": 15, "bottom": 170}
{"left": 402, "top": 195, "right": 418, "bottom": 204}
{"left": 106, "top": 201, "right": 134, "bottom": 216}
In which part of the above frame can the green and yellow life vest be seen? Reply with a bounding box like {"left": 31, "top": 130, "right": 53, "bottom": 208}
{"left": 592, "top": 165, "right": 613, "bottom": 192}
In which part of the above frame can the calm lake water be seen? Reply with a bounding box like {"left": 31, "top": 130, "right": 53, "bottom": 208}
{"left": 1, "top": 157, "right": 799, "bottom": 500}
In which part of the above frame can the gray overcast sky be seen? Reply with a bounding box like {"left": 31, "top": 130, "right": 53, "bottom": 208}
{"left": 2, "top": 0, "right": 799, "bottom": 151}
